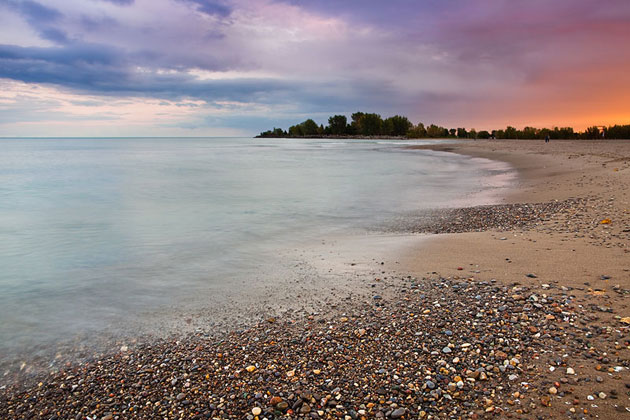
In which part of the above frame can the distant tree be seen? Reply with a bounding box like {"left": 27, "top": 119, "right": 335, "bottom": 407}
{"left": 385, "top": 115, "right": 412, "bottom": 136}
{"left": 258, "top": 112, "right": 629, "bottom": 141}
{"left": 351, "top": 112, "right": 366, "bottom": 134}
{"left": 328, "top": 115, "right": 348, "bottom": 135}
{"left": 603, "top": 124, "right": 630, "bottom": 138}
{"left": 538, "top": 128, "right": 551, "bottom": 140}
{"left": 288, "top": 124, "right": 303, "bottom": 136}
{"left": 426, "top": 124, "right": 448, "bottom": 138}
{"left": 407, "top": 122, "right": 427, "bottom": 138}
{"left": 477, "top": 130, "right": 491, "bottom": 139}
{"left": 504, "top": 126, "right": 518, "bottom": 139}
{"left": 302, "top": 119, "right": 319, "bottom": 136}
{"left": 381, "top": 118, "right": 394, "bottom": 136}
{"left": 356, "top": 113, "right": 383, "bottom": 136}
{"left": 521, "top": 126, "right": 538, "bottom": 139}
{"left": 583, "top": 126, "right": 601, "bottom": 139}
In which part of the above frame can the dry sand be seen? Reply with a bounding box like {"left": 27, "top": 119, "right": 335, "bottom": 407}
{"left": 401, "top": 140, "right": 630, "bottom": 418}
{"left": 403, "top": 139, "right": 629, "bottom": 299}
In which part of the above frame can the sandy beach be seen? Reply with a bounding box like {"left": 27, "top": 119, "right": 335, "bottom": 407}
{"left": 2, "top": 139, "right": 629, "bottom": 419}
{"left": 401, "top": 140, "right": 630, "bottom": 418}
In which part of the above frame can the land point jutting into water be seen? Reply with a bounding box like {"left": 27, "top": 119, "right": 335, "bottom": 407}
{"left": 257, "top": 112, "right": 630, "bottom": 140}
{"left": 1, "top": 139, "right": 629, "bottom": 419}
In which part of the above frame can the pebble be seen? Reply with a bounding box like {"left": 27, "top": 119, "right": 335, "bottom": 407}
{"left": 390, "top": 408, "right": 406, "bottom": 418}
{"left": 2, "top": 256, "right": 628, "bottom": 420}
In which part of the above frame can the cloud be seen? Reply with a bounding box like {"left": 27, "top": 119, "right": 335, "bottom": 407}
{"left": 1, "top": 0, "right": 630, "bottom": 136}
{"left": 97, "top": 0, "right": 134, "bottom": 5}
{"left": 180, "top": 0, "right": 231, "bottom": 17}
{"left": 0, "top": 0, "right": 69, "bottom": 45}
{"left": 5, "top": 0, "right": 63, "bottom": 22}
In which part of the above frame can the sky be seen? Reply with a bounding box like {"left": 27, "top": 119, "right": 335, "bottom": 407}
{"left": 1, "top": 0, "right": 629, "bottom": 136}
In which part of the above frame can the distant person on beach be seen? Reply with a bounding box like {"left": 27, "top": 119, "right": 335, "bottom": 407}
{"left": 545, "top": 135, "right": 550, "bottom": 143}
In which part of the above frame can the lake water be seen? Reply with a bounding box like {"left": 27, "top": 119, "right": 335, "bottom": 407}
{"left": 0, "top": 137, "right": 514, "bottom": 375}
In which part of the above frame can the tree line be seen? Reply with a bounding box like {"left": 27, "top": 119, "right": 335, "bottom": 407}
{"left": 257, "top": 112, "right": 630, "bottom": 139}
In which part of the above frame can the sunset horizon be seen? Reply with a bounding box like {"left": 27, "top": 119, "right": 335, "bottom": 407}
{"left": 1, "top": 0, "right": 629, "bottom": 137}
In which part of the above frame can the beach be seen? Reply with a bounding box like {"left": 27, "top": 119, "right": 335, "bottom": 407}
{"left": 1, "top": 139, "right": 629, "bottom": 419}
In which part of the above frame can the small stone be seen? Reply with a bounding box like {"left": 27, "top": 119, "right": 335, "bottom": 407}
{"left": 390, "top": 408, "right": 406, "bottom": 419}
{"left": 176, "top": 393, "right": 186, "bottom": 401}
{"left": 549, "top": 387, "right": 557, "bottom": 395}
{"left": 246, "top": 365, "right": 256, "bottom": 372}
{"left": 442, "top": 346, "right": 452, "bottom": 354}
{"left": 566, "top": 367, "right": 575, "bottom": 375}
{"left": 277, "top": 402, "right": 289, "bottom": 410}
{"left": 598, "top": 392, "right": 607, "bottom": 399}
{"left": 252, "top": 407, "right": 262, "bottom": 416}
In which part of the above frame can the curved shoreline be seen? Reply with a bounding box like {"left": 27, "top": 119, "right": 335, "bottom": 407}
{"left": 2, "top": 140, "right": 629, "bottom": 419}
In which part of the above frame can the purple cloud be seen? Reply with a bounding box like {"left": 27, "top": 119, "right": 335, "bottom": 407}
{"left": 0, "top": 0, "right": 629, "bottom": 135}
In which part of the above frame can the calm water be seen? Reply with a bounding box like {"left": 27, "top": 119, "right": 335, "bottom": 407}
{"left": 0, "top": 137, "right": 513, "bottom": 370}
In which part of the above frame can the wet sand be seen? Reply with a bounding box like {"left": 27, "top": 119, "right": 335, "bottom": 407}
{"left": 1, "top": 140, "right": 629, "bottom": 419}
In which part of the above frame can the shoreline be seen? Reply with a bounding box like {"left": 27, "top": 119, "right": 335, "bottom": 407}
{"left": 2, "top": 140, "right": 629, "bottom": 419}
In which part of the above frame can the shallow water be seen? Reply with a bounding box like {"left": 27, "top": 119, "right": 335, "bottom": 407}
{"left": 0, "top": 137, "right": 514, "bottom": 373}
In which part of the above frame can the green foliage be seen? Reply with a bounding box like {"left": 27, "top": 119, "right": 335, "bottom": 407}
{"left": 407, "top": 123, "right": 427, "bottom": 138}
{"left": 301, "top": 119, "right": 319, "bottom": 136}
{"left": 257, "top": 113, "right": 630, "bottom": 140}
{"left": 257, "top": 127, "right": 287, "bottom": 138}
{"left": 603, "top": 125, "right": 630, "bottom": 139}
{"left": 583, "top": 126, "right": 601, "bottom": 139}
{"left": 426, "top": 124, "right": 448, "bottom": 138}
{"left": 477, "top": 130, "right": 491, "bottom": 139}
{"left": 385, "top": 115, "right": 412, "bottom": 136}
{"left": 352, "top": 112, "right": 383, "bottom": 135}
{"left": 328, "top": 115, "right": 348, "bottom": 135}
